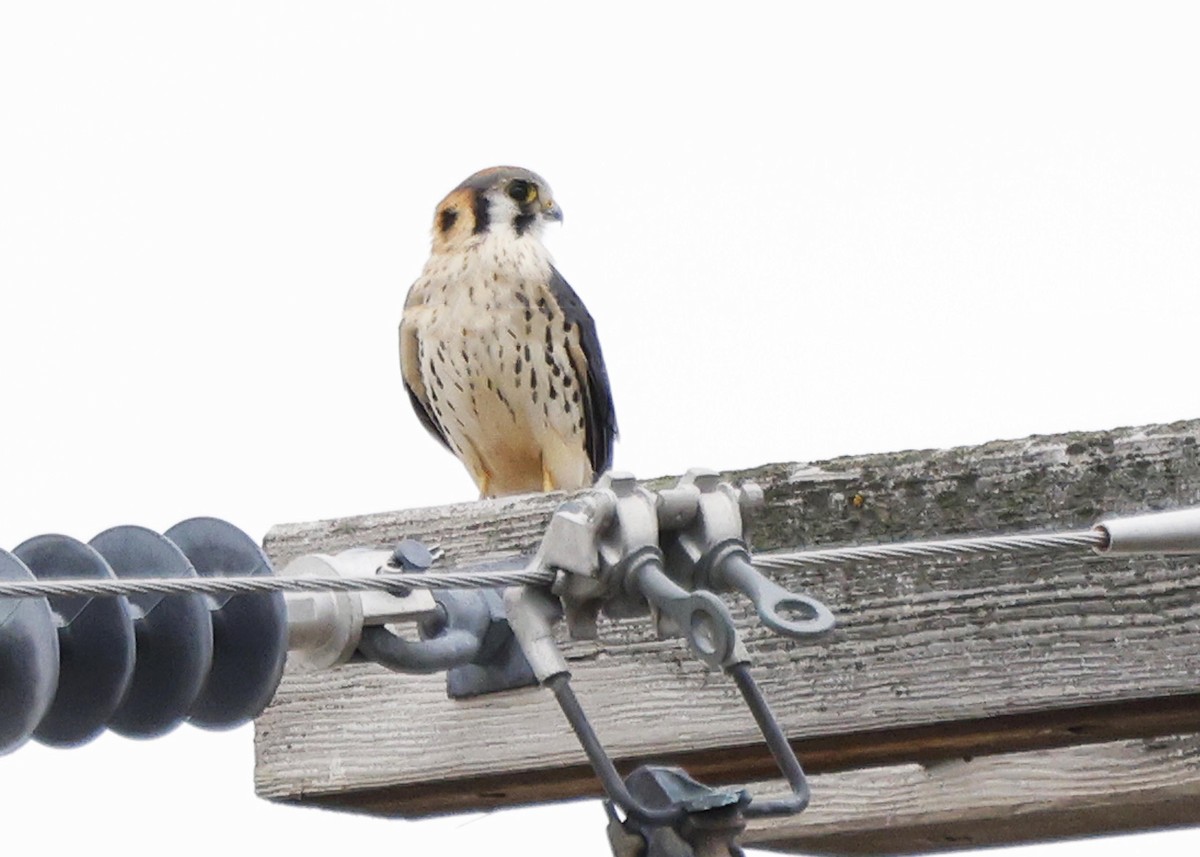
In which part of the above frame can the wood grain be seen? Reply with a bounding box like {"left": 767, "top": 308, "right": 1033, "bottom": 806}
{"left": 748, "top": 734, "right": 1200, "bottom": 854}
{"left": 254, "top": 420, "right": 1200, "bottom": 851}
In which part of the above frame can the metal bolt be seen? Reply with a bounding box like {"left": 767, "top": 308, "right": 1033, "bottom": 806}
{"left": 600, "top": 472, "right": 638, "bottom": 497}
{"left": 390, "top": 539, "right": 434, "bottom": 572}
{"left": 739, "top": 482, "right": 765, "bottom": 511}
{"left": 682, "top": 468, "right": 721, "bottom": 492}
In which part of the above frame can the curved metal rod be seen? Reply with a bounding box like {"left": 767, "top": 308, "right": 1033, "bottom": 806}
{"left": 358, "top": 592, "right": 488, "bottom": 674}
{"left": 359, "top": 621, "right": 483, "bottom": 674}
{"left": 505, "top": 584, "right": 683, "bottom": 824}
{"left": 542, "top": 606, "right": 810, "bottom": 822}
{"left": 545, "top": 672, "right": 686, "bottom": 826}
{"left": 727, "top": 662, "right": 810, "bottom": 817}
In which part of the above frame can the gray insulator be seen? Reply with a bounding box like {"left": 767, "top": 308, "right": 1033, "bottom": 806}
{"left": 0, "top": 549, "right": 59, "bottom": 755}
{"left": 2, "top": 516, "right": 288, "bottom": 752}
{"left": 14, "top": 535, "right": 136, "bottom": 747}
{"left": 166, "top": 518, "right": 288, "bottom": 728}
{"left": 91, "top": 525, "right": 214, "bottom": 738}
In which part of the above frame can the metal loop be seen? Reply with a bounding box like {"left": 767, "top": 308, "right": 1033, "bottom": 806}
{"left": 358, "top": 589, "right": 487, "bottom": 674}
{"left": 630, "top": 560, "right": 739, "bottom": 668}
{"left": 709, "top": 545, "right": 836, "bottom": 639}
{"left": 756, "top": 592, "right": 836, "bottom": 638}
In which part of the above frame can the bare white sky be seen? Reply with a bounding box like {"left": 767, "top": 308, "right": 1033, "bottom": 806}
{"left": 1, "top": 2, "right": 1198, "bottom": 854}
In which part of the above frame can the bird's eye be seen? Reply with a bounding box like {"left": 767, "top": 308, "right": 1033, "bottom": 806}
{"left": 507, "top": 180, "right": 538, "bottom": 204}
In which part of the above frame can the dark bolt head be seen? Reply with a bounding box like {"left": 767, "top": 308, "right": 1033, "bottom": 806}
{"left": 390, "top": 539, "right": 434, "bottom": 572}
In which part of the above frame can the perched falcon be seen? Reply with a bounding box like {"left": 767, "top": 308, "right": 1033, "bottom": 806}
{"left": 399, "top": 167, "right": 617, "bottom": 498}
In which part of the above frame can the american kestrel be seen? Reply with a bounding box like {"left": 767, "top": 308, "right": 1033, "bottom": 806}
{"left": 399, "top": 167, "right": 617, "bottom": 498}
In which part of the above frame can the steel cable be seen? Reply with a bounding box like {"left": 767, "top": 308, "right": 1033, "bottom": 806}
{"left": 0, "top": 567, "right": 556, "bottom": 599}
{"left": 0, "top": 527, "right": 1112, "bottom": 600}
{"left": 752, "top": 529, "right": 1107, "bottom": 571}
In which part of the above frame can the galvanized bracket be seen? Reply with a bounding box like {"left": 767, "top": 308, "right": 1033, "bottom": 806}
{"left": 283, "top": 539, "right": 536, "bottom": 697}
{"left": 282, "top": 540, "right": 535, "bottom": 696}
{"left": 606, "top": 767, "right": 749, "bottom": 857}
{"left": 281, "top": 469, "right": 835, "bottom": 853}
{"left": 502, "top": 470, "right": 836, "bottom": 855}
{"left": 281, "top": 540, "right": 440, "bottom": 672}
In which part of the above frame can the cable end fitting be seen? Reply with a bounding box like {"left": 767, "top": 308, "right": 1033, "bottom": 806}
{"left": 1093, "top": 506, "right": 1200, "bottom": 556}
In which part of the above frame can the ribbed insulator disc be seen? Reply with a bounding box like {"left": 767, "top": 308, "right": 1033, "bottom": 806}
{"left": 0, "top": 549, "right": 59, "bottom": 755}
{"left": 15, "top": 535, "right": 135, "bottom": 747}
{"left": 166, "top": 518, "right": 287, "bottom": 728}
{"left": 91, "top": 526, "right": 213, "bottom": 738}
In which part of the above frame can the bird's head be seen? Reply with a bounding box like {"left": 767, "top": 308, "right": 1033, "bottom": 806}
{"left": 430, "top": 166, "right": 563, "bottom": 252}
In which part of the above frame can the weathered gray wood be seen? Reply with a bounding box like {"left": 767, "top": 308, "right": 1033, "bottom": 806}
{"left": 747, "top": 733, "right": 1200, "bottom": 855}
{"left": 255, "top": 419, "right": 1200, "bottom": 851}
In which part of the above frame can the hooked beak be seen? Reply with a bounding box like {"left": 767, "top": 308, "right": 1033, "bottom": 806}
{"left": 542, "top": 199, "right": 564, "bottom": 223}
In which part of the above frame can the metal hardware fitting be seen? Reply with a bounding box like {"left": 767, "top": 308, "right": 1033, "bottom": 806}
{"left": 503, "top": 470, "right": 834, "bottom": 854}
{"left": 0, "top": 517, "right": 288, "bottom": 755}
{"left": 283, "top": 540, "right": 535, "bottom": 696}
{"left": 605, "top": 767, "right": 748, "bottom": 857}
{"left": 1093, "top": 506, "right": 1200, "bottom": 556}
{"left": 281, "top": 541, "right": 439, "bottom": 672}
{"left": 661, "top": 468, "right": 835, "bottom": 638}
{"left": 538, "top": 471, "right": 834, "bottom": 650}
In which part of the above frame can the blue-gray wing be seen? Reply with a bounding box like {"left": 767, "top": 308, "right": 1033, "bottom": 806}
{"left": 399, "top": 315, "right": 453, "bottom": 453}
{"left": 548, "top": 265, "right": 618, "bottom": 477}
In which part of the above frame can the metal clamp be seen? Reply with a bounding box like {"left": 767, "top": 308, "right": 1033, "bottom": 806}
{"left": 285, "top": 540, "right": 536, "bottom": 697}
{"left": 661, "top": 469, "right": 836, "bottom": 638}
{"left": 625, "top": 554, "right": 746, "bottom": 669}
{"left": 548, "top": 474, "right": 662, "bottom": 637}
{"left": 540, "top": 471, "right": 833, "bottom": 651}
{"left": 280, "top": 541, "right": 439, "bottom": 672}
{"left": 499, "top": 469, "right": 837, "bottom": 852}
{"left": 702, "top": 542, "right": 835, "bottom": 638}
{"left": 605, "top": 766, "right": 748, "bottom": 857}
